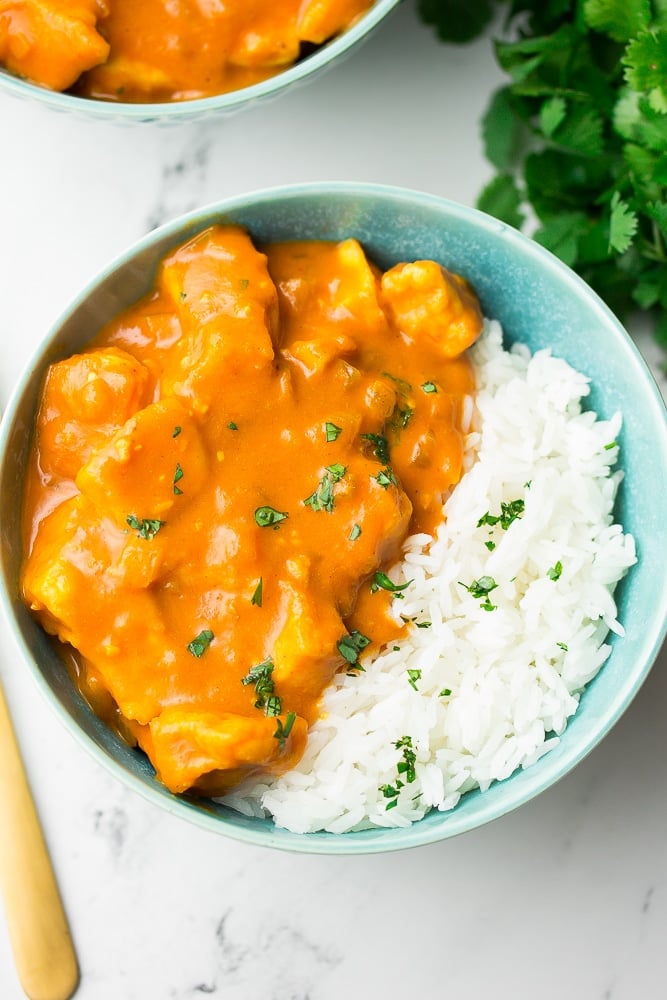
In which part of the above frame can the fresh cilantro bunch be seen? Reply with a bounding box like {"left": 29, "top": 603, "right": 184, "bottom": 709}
{"left": 418, "top": 0, "right": 667, "bottom": 356}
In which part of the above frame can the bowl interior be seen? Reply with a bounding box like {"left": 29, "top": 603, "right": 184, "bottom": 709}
{"left": 2, "top": 183, "right": 666, "bottom": 853}
{"left": 0, "top": 1, "right": 400, "bottom": 123}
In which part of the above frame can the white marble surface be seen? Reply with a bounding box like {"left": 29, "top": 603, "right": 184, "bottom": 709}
{"left": 1, "top": 4, "right": 666, "bottom": 999}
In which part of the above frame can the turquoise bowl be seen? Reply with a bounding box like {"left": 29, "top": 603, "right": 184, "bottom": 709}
{"left": 1, "top": 183, "right": 666, "bottom": 853}
{"left": 0, "top": 1, "right": 399, "bottom": 124}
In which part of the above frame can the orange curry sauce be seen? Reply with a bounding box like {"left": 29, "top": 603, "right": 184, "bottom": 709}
{"left": 0, "top": 0, "right": 374, "bottom": 102}
{"left": 21, "top": 226, "right": 482, "bottom": 796}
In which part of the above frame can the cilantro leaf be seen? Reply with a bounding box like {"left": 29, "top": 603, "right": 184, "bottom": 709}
{"left": 552, "top": 105, "right": 606, "bottom": 158}
{"left": 540, "top": 95, "right": 567, "bottom": 137}
{"left": 583, "top": 0, "right": 651, "bottom": 43}
{"left": 647, "top": 200, "right": 667, "bottom": 239}
{"left": 241, "top": 657, "right": 278, "bottom": 711}
{"left": 420, "top": 0, "right": 667, "bottom": 358}
{"left": 609, "top": 191, "right": 639, "bottom": 253}
{"left": 477, "top": 173, "right": 525, "bottom": 229}
{"left": 622, "top": 29, "right": 667, "bottom": 101}
{"left": 337, "top": 630, "right": 371, "bottom": 669}
{"left": 187, "top": 629, "right": 214, "bottom": 657}
{"left": 303, "top": 464, "right": 347, "bottom": 513}
{"left": 325, "top": 421, "right": 342, "bottom": 442}
{"left": 418, "top": 0, "right": 496, "bottom": 43}
{"left": 273, "top": 712, "right": 296, "bottom": 751}
{"left": 655, "top": 312, "right": 667, "bottom": 350}
{"left": 126, "top": 515, "right": 165, "bottom": 540}
{"left": 482, "top": 87, "right": 522, "bottom": 170}
{"left": 533, "top": 212, "right": 589, "bottom": 267}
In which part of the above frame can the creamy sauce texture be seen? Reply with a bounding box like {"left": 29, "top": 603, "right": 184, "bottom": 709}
{"left": 0, "top": 0, "right": 374, "bottom": 101}
{"left": 21, "top": 226, "right": 482, "bottom": 795}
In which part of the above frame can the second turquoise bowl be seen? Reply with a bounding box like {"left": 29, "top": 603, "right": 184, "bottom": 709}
{"left": 0, "top": 1, "right": 400, "bottom": 124}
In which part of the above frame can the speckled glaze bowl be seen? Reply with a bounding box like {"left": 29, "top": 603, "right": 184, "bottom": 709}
{"left": 0, "top": 1, "right": 399, "bottom": 124}
{"left": 1, "top": 183, "right": 666, "bottom": 853}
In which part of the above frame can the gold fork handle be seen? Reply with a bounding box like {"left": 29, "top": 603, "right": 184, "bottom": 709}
{"left": 0, "top": 679, "right": 79, "bottom": 1000}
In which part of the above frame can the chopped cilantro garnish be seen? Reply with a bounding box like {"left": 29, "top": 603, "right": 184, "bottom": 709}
{"left": 380, "top": 783, "right": 400, "bottom": 804}
{"left": 173, "top": 462, "right": 184, "bottom": 495}
{"left": 265, "top": 694, "right": 282, "bottom": 718}
{"left": 228, "top": 421, "right": 238, "bottom": 431}
{"left": 274, "top": 712, "right": 296, "bottom": 751}
{"left": 325, "top": 421, "right": 342, "bottom": 442}
{"left": 501, "top": 500, "right": 525, "bottom": 527}
{"left": 463, "top": 577, "right": 497, "bottom": 598}
{"left": 383, "top": 372, "right": 412, "bottom": 394}
{"left": 337, "top": 630, "right": 371, "bottom": 670}
{"left": 361, "top": 432, "right": 390, "bottom": 464}
{"left": 378, "top": 736, "right": 418, "bottom": 810}
{"left": 254, "top": 506, "right": 288, "bottom": 528}
{"left": 172, "top": 426, "right": 181, "bottom": 438}
{"left": 187, "top": 629, "right": 214, "bottom": 657}
{"left": 349, "top": 523, "right": 362, "bottom": 541}
{"left": 400, "top": 615, "right": 432, "bottom": 629}
{"left": 439, "top": 688, "right": 452, "bottom": 697}
{"left": 303, "top": 464, "right": 347, "bottom": 513}
{"left": 407, "top": 668, "right": 421, "bottom": 690}
{"left": 382, "top": 372, "right": 415, "bottom": 432}
{"left": 477, "top": 499, "right": 525, "bottom": 531}
{"left": 251, "top": 578, "right": 263, "bottom": 607}
{"left": 395, "top": 736, "right": 417, "bottom": 783}
{"left": 390, "top": 405, "right": 414, "bottom": 430}
{"left": 421, "top": 381, "right": 438, "bottom": 393}
{"left": 241, "top": 657, "right": 276, "bottom": 711}
{"left": 370, "top": 571, "right": 413, "bottom": 598}
{"left": 557, "top": 641, "right": 569, "bottom": 652}
{"left": 548, "top": 560, "right": 563, "bottom": 581}
{"left": 126, "top": 515, "right": 165, "bottom": 540}
{"left": 375, "top": 466, "right": 398, "bottom": 489}
{"left": 460, "top": 576, "right": 498, "bottom": 610}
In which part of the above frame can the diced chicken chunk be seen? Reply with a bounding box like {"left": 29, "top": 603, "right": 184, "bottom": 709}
{"left": 148, "top": 708, "right": 307, "bottom": 795}
{"left": 267, "top": 238, "right": 387, "bottom": 346}
{"left": 0, "top": 0, "right": 108, "bottom": 90}
{"left": 159, "top": 226, "right": 278, "bottom": 407}
{"left": 35, "top": 347, "right": 153, "bottom": 481}
{"left": 22, "top": 495, "right": 166, "bottom": 610}
{"left": 272, "top": 580, "right": 346, "bottom": 711}
{"left": 381, "top": 260, "right": 483, "bottom": 358}
{"left": 76, "top": 398, "right": 208, "bottom": 527}
{"left": 298, "top": 0, "right": 372, "bottom": 44}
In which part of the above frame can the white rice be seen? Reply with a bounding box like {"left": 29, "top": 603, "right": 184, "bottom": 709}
{"left": 223, "top": 320, "right": 636, "bottom": 833}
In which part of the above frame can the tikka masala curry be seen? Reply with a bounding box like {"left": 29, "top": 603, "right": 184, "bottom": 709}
{"left": 0, "top": 0, "right": 374, "bottom": 101}
{"left": 21, "top": 226, "right": 482, "bottom": 796}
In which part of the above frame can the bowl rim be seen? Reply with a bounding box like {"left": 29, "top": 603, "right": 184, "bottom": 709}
{"left": 0, "top": 0, "right": 400, "bottom": 121}
{"left": 2, "top": 180, "right": 666, "bottom": 854}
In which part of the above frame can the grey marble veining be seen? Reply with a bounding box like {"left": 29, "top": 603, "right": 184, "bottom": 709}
{"left": 0, "top": 5, "right": 665, "bottom": 998}
{"left": 142, "top": 127, "right": 214, "bottom": 234}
